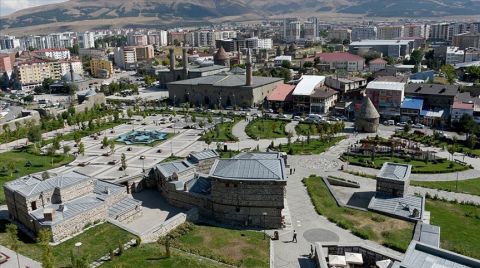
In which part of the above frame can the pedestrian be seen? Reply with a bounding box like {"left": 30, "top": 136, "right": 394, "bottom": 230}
{"left": 294, "top": 168, "right": 296, "bottom": 173}
{"left": 292, "top": 230, "right": 297, "bottom": 243}
{"left": 310, "top": 244, "right": 314, "bottom": 257}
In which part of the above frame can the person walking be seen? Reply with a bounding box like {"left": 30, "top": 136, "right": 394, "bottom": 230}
{"left": 292, "top": 230, "right": 297, "bottom": 243}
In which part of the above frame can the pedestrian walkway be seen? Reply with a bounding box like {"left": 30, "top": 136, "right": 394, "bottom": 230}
{"left": 409, "top": 186, "right": 480, "bottom": 205}
{"left": 231, "top": 119, "right": 251, "bottom": 141}
{"left": 0, "top": 245, "right": 41, "bottom": 268}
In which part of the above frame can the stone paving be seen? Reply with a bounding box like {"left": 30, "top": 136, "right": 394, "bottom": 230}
{"left": 0, "top": 245, "right": 41, "bottom": 268}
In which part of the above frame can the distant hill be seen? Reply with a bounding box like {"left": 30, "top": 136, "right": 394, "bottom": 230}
{"left": 1, "top": 0, "right": 480, "bottom": 33}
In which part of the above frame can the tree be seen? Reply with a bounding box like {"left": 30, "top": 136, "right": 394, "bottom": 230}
{"left": 0, "top": 72, "right": 9, "bottom": 90}
{"left": 466, "top": 134, "right": 477, "bottom": 149}
{"left": 42, "top": 171, "right": 50, "bottom": 180}
{"left": 7, "top": 161, "right": 15, "bottom": 177}
{"left": 303, "top": 61, "right": 313, "bottom": 68}
{"left": 27, "top": 126, "right": 42, "bottom": 144}
{"left": 23, "top": 95, "right": 34, "bottom": 102}
{"left": 39, "top": 229, "right": 55, "bottom": 268}
{"left": 78, "top": 142, "right": 85, "bottom": 156}
{"left": 207, "top": 113, "right": 213, "bottom": 124}
{"left": 440, "top": 64, "right": 457, "bottom": 84}
{"left": 74, "top": 132, "right": 81, "bottom": 145}
{"left": 6, "top": 223, "right": 21, "bottom": 268}
{"left": 121, "top": 153, "right": 127, "bottom": 175}
{"left": 109, "top": 140, "right": 116, "bottom": 154}
{"left": 410, "top": 49, "right": 424, "bottom": 67}
{"left": 466, "top": 66, "right": 480, "bottom": 82}
{"left": 456, "top": 114, "right": 477, "bottom": 136}
{"left": 102, "top": 136, "right": 109, "bottom": 148}
{"left": 68, "top": 44, "right": 80, "bottom": 55}
{"left": 279, "top": 68, "right": 292, "bottom": 83}
{"left": 404, "top": 123, "right": 412, "bottom": 133}
{"left": 281, "top": 60, "right": 292, "bottom": 69}
{"left": 42, "top": 77, "right": 55, "bottom": 92}
{"left": 63, "top": 145, "right": 71, "bottom": 155}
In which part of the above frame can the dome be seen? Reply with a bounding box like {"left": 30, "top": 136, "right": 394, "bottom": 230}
{"left": 62, "top": 72, "right": 83, "bottom": 82}
{"left": 214, "top": 46, "right": 229, "bottom": 61}
{"left": 358, "top": 96, "right": 380, "bottom": 119}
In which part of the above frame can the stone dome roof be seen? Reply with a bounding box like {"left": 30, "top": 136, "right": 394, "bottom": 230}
{"left": 358, "top": 96, "right": 380, "bottom": 119}
{"left": 214, "top": 46, "right": 229, "bottom": 61}
{"left": 62, "top": 72, "right": 83, "bottom": 82}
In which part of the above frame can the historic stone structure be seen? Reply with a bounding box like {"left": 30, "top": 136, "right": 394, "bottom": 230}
{"left": 355, "top": 96, "right": 380, "bottom": 133}
{"left": 150, "top": 150, "right": 287, "bottom": 228}
{"left": 4, "top": 171, "right": 142, "bottom": 242}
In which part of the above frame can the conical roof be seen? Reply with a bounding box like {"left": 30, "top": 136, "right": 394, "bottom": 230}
{"left": 214, "top": 46, "right": 229, "bottom": 61}
{"left": 358, "top": 96, "right": 380, "bottom": 119}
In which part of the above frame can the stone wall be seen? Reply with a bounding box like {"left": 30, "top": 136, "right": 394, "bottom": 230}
{"left": 196, "top": 158, "right": 217, "bottom": 174}
{"left": 376, "top": 178, "right": 408, "bottom": 197}
{"left": 0, "top": 110, "right": 41, "bottom": 133}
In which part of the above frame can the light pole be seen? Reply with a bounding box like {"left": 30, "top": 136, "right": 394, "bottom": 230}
{"left": 262, "top": 212, "right": 268, "bottom": 240}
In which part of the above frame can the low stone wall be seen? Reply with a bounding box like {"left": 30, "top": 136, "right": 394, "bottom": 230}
{"left": 327, "top": 177, "right": 360, "bottom": 188}
{"left": 140, "top": 207, "right": 198, "bottom": 243}
{"left": 0, "top": 110, "right": 40, "bottom": 133}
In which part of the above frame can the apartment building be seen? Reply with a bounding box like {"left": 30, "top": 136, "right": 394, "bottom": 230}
{"left": 127, "top": 33, "right": 148, "bottom": 46}
{"left": 285, "top": 21, "right": 301, "bottom": 43}
{"left": 377, "top": 25, "right": 404, "bottom": 40}
{"left": 366, "top": 81, "right": 405, "bottom": 118}
{"left": 328, "top": 29, "right": 352, "bottom": 42}
{"left": 429, "top": 23, "right": 450, "bottom": 41}
{"left": 90, "top": 59, "right": 113, "bottom": 78}
{"left": 34, "top": 48, "right": 70, "bottom": 60}
{"left": 15, "top": 59, "right": 83, "bottom": 88}
{"left": 351, "top": 26, "right": 377, "bottom": 41}
{"left": 453, "top": 32, "right": 480, "bottom": 49}
{"left": 113, "top": 47, "right": 137, "bottom": 70}
{"left": 317, "top": 52, "right": 365, "bottom": 72}
{"left": 147, "top": 30, "right": 168, "bottom": 46}
{"left": 404, "top": 24, "right": 428, "bottom": 38}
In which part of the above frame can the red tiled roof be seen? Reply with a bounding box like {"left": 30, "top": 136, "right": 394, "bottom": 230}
{"left": 317, "top": 52, "right": 364, "bottom": 63}
{"left": 369, "top": 58, "right": 387, "bottom": 64}
{"left": 267, "top": 84, "right": 295, "bottom": 102}
{"left": 452, "top": 102, "right": 474, "bottom": 110}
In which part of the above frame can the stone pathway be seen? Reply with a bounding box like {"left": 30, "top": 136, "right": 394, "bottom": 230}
{"left": 231, "top": 118, "right": 251, "bottom": 141}
{"left": 0, "top": 245, "right": 41, "bottom": 268}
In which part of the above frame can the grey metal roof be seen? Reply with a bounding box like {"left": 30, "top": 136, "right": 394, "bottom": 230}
{"left": 233, "top": 152, "right": 281, "bottom": 160}
{"left": 5, "top": 171, "right": 89, "bottom": 198}
{"left": 357, "top": 96, "right": 380, "bottom": 119}
{"left": 187, "top": 150, "right": 219, "bottom": 163}
{"left": 30, "top": 180, "right": 127, "bottom": 226}
{"left": 188, "top": 65, "right": 229, "bottom": 73}
{"left": 168, "top": 74, "right": 282, "bottom": 88}
{"left": 400, "top": 241, "right": 480, "bottom": 268}
{"left": 188, "top": 177, "right": 212, "bottom": 195}
{"left": 377, "top": 163, "right": 412, "bottom": 181}
{"left": 108, "top": 197, "right": 142, "bottom": 219}
{"left": 413, "top": 223, "right": 441, "bottom": 248}
{"left": 210, "top": 159, "right": 286, "bottom": 181}
{"left": 405, "top": 83, "right": 459, "bottom": 97}
{"left": 368, "top": 193, "right": 423, "bottom": 221}
{"left": 155, "top": 160, "right": 195, "bottom": 178}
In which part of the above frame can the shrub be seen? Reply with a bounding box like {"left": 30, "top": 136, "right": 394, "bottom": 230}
{"left": 118, "top": 241, "right": 124, "bottom": 256}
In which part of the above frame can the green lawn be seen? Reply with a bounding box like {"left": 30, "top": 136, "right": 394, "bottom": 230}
{"left": 277, "top": 136, "right": 345, "bottom": 155}
{"left": 102, "top": 243, "right": 229, "bottom": 268}
{"left": 343, "top": 154, "right": 470, "bottom": 174}
{"left": 245, "top": 119, "right": 288, "bottom": 139}
{"left": 171, "top": 223, "right": 269, "bottom": 268}
{"left": 0, "top": 150, "right": 74, "bottom": 204}
{"left": 304, "top": 176, "right": 414, "bottom": 252}
{"left": 201, "top": 120, "right": 239, "bottom": 142}
{"left": 295, "top": 122, "right": 321, "bottom": 136}
{"left": 48, "top": 120, "right": 128, "bottom": 145}
{"left": 411, "top": 178, "right": 480, "bottom": 196}
{"left": 426, "top": 199, "right": 480, "bottom": 259}
{"left": 0, "top": 221, "right": 136, "bottom": 267}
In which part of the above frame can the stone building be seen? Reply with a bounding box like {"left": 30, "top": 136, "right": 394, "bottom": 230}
{"left": 186, "top": 150, "right": 220, "bottom": 174}
{"left": 4, "top": 172, "right": 142, "bottom": 242}
{"left": 375, "top": 162, "right": 412, "bottom": 197}
{"left": 355, "top": 96, "right": 380, "bottom": 133}
{"left": 151, "top": 151, "right": 287, "bottom": 228}
{"left": 213, "top": 46, "right": 230, "bottom": 67}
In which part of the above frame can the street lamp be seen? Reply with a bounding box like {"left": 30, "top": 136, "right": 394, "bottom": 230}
{"left": 262, "top": 212, "right": 268, "bottom": 240}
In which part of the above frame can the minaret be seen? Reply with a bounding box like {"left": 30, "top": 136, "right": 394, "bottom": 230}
{"left": 69, "top": 61, "right": 74, "bottom": 82}
{"left": 169, "top": 48, "right": 175, "bottom": 80}
{"left": 246, "top": 49, "right": 252, "bottom": 86}
{"left": 182, "top": 47, "right": 188, "bottom": 78}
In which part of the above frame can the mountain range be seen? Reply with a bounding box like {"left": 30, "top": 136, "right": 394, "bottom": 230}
{"left": 1, "top": 0, "right": 480, "bottom": 34}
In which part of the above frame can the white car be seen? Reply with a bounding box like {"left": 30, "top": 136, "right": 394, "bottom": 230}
{"left": 413, "top": 123, "right": 424, "bottom": 129}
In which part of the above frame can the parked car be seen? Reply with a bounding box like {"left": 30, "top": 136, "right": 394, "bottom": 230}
{"left": 383, "top": 120, "right": 395, "bottom": 126}
{"left": 278, "top": 114, "right": 288, "bottom": 119}
{"left": 413, "top": 123, "right": 424, "bottom": 129}
{"left": 396, "top": 122, "right": 407, "bottom": 127}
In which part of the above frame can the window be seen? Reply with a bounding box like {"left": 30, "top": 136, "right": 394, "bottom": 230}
{"left": 225, "top": 183, "right": 230, "bottom": 187}
{"left": 31, "top": 201, "right": 37, "bottom": 211}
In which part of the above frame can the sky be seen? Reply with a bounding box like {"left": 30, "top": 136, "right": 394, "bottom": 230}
{"left": 0, "top": 0, "right": 66, "bottom": 16}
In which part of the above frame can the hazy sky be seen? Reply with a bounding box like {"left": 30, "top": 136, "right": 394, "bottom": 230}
{"left": 1, "top": 0, "right": 66, "bottom": 16}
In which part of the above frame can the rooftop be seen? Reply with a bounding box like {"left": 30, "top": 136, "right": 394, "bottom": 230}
{"left": 155, "top": 160, "right": 195, "bottom": 178}
{"left": 310, "top": 86, "right": 338, "bottom": 99}
{"left": 377, "top": 162, "right": 412, "bottom": 181}
{"left": 400, "top": 241, "right": 480, "bottom": 268}
{"left": 210, "top": 158, "right": 286, "bottom": 181}
{"left": 317, "top": 52, "right": 364, "bottom": 63}
{"left": 413, "top": 223, "right": 441, "bottom": 248}
{"left": 452, "top": 101, "right": 474, "bottom": 110}
{"left": 368, "top": 193, "right": 423, "bottom": 221}
{"left": 350, "top": 40, "right": 413, "bottom": 46}
{"left": 267, "top": 84, "right": 295, "bottom": 102}
{"left": 5, "top": 171, "right": 89, "bottom": 198}
{"left": 401, "top": 97, "right": 424, "bottom": 110}
{"left": 233, "top": 152, "right": 282, "bottom": 160}
{"left": 187, "top": 149, "right": 219, "bottom": 163}
{"left": 405, "top": 84, "right": 459, "bottom": 96}
{"left": 367, "top": 81, "right": 405, "bottom": 91}
{"left": 292, "top": 75, "right": 326, "bottom": 96}
{"left": 168, "top": 74, "right": 282, "bottom": 88}
{"left": 369, "top": 58, "right": 388, "bottom": 64}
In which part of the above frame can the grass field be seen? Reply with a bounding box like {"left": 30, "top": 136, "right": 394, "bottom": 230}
{"left": 304, "top": 176, "right": 414, "bottom": 252}
{"left": 245, "top": 119, "right": 288, "bottom": 139}
{"left": 411, "top": 178, "right": 480, "bottom": 196}
{"left": 426, "top": 199, "right": 480, "bottom": 259}
{"left": 0, "top": 150, "right": 74, "bottom": 204}
{"left": 171, "top": 223, "right": 269, "bottom": 268}
{"left": 0, "top": 222, "right": 136, "bottom": 267}
{"left": 201, "top": 120, "right": 239, "bottom": 142}
{"left": 343, "top": 154, "right": 469, "bottom": 174}
{"left": 295, "top": 122, "right": 321, "bottom": 136}
{"left": 277, "top": 136, "right": 345, "bottom": 155}
{"left": 102, "top": 244, "right": 229, "bottom": 268}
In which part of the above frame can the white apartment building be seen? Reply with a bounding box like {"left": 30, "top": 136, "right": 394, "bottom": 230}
{"left": 404, "top": 24, "right": 428, "bottom": 38}
{"left": 304, "top": 21, "right": 319, "bottom": 41}
{"left": 79, "top": 32, "right": 95, "bottom": 49}
{"left": 328, "top": 29, "right": 352, "bottom": 42}
{"left": 0, "top": 36, "right": 21, "bottom": 50}
{"left": 429, "top": 23, "right": 450, "bottom": 41}
{"left": 285, "top": 21, "right": 301, "bottom": 43}
{"left": 448, "top": 23, "right": 469, "bottom": 41}
{"left": 377, "top": 25, "right": 404, "bottom": 40}
{"left": 147, "top": 30, "right": 168, "bottom": 46}
{"left": 113, "top": 47, "right": 137, "bottom": 70}
{"left": 351, "top": 26, "right": 377, "bottom": 41}
{"left": 127, "top": 33, "right": 148, "bottom": 46}
{"left": 246, "top": 37, "right": 272, "bottom": 49}
{"left": 446, "top": 46, "right": 466, "bottom": 65}
{"left": 34, "top": 48, "right": 71, "bottom": 60}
